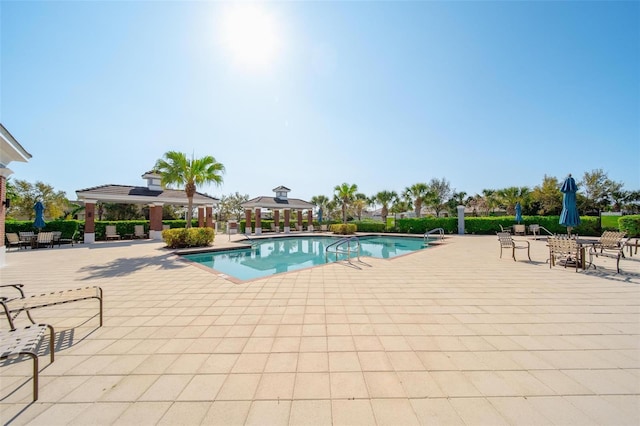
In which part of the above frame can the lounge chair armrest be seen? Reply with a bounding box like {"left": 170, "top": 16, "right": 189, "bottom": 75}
{"left": 0, "top": 284, "right": 26, "bottom": 298}
{"left": 0, "top": 298, "right": 17, "bottom": 329}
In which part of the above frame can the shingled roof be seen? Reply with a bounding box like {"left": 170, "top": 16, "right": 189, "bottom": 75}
{"left": 242, "top": 195, "right": 314, "bottom": 210}
{"left": 76, "top": 184, "right": 218, "bottom": 206}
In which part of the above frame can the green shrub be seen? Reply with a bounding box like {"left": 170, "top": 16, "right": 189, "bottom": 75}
{"left": 162, "top": 227, "right": 214, "bottom": 248}
{"left": 6, "top": 220, "right": 80, "bottom": 239}
{"left": 330, "top": 224, "right": 357, "bottom": 235}
{"left": 619, "top": 215, "right": 640, "bottom": 237}
{"left": 352, "top": 221, "right": 386, "bottom": 232}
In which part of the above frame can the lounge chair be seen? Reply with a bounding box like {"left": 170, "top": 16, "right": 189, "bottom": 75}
{"left": 5, "top": 232, "right": 27, "bottom": 251}
{"left": 0, "top": 284, "right": 103, "bottom": 327}
{"left": 548, "top": 234, "right": 581, "bottom": 272}
{"left": 0, "top": 301, "right": 55, "bottom": 401}
{"left": 134, "top": 225, "right": 148, "bottom": 239}
{"left": 105, "top": 225, "right": 120, "bottom": 240}
{"left": 35, "top": 232, "right": 53, "bottom": 248}
{"left": 588, "top": 231, "right": 626, "bottom": 273}
{"left": 497, "top": 232, "right": 531, "bottom": 261}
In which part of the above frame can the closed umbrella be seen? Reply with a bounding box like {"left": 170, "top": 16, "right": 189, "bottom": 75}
{"left": 559, "top": 174, "right": 580, "bottom": 235}
{"left": 34, "top": 201, "right": 46, "bottom": 230}
{"left": 515, "top": 202, "right": 522, "bottom": 224}
{"left": 317, "top": 207, "right": 323, "bottom": 224}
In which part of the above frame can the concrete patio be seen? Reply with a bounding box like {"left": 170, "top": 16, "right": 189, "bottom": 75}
{"left": 1, "top": 234, "right": 639, "bottom": 425}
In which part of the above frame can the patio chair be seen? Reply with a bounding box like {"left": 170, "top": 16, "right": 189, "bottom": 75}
{"left": 105, "top": 225, "right": 120, "bottom": 240}
{"left": 5, "top": 232, "right": 27, "bottom": 251}
{"left": 512, "top": 224, "right": 526, "bottom": 236}
{"left": 529, "top": 224, "right": 540, "bottom": 239}
{"left": 0, "top": 284, "right": 103, "bottom": 327}
{"left": 19, "top": 231, "right": 35, "bottom": 248}
{"left": 548, "top": 234, "right": 581, "bottom": 272}
{"left": 35, "top": 232, "right": 53, "bottom": 248}
{"left": 588, "top": 231, "right": 626, "bottom": 273}
{"left": 499, "top": 224, "right": 512, "bottom": 234}
{"left": 59, "top": 230, "right": 78, "bottom": 246}
{"left": 51, "top": 231, "right": 62, "bottom": 247}
{"left": 0, "top": 299, "right": 55, "bottom": 402}
{"left": 497, "top": 232, "right": 531, "bottom": 261}
{"left": 133, "top": 225, "right": 148, "bottom": 239}
{"left": 626, "top": 237, "right": 639, "bottom": 257}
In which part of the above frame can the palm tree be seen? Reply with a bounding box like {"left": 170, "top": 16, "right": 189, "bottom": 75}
{"left": 375, "top": 190, "right": 398, "bottom": 229}
{"left": 481, "top": 189, "right": 498, "bottom": 215}
{"left": 402, "top": 183, "right": 430, "bottom": 218}
{"left": 310, "top": 195, "right": 330, "bottom": 221}
{"left": 154, "top": 151, "right": 225, "bottom": 228}
{"left": 352, "top": 193, "right": 369, "bottom": 220}
{"left": 496, "top": 186, "right": 530, "bottom": 215}
{"left": 334, "top": 183, "right": 358, "bottom": 224}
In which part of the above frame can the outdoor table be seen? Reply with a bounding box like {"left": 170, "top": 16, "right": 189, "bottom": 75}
{"left": 576, "top": 238, "right": 598, "bottom": 270}
{"left": 20, "top": 235, "right": 36, "bottom": 249}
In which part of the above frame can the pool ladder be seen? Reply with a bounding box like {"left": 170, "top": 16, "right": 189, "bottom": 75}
{"left": 325, "top": 236, "right": 361, "bottom": 263}
{"left": 423, "top": 228, "right": 445, "bottom": 245}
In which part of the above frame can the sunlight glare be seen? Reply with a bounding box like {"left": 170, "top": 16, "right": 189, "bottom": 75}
{"left": 220, "top": 5, "right": 281, "bottom": 69}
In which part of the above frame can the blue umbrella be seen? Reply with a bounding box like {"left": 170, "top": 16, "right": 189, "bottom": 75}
{"left": 515, "top": 202, "right": 522, "bottom": 224}
{"left": 317, "top": 207, "right": 323, "bottom": 223}
{"left": 34, "top": 201, "right": 46, "bottom": 229}
{"left": 559, "top": 174, "right": 580, "bottom": 235}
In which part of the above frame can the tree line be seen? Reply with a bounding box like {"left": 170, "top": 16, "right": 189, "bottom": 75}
{"left": 6, "top": 151, "right": 638, "bottom": 226}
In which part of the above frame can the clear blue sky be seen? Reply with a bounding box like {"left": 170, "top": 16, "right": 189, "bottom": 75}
{"left": 2, "top": 0, "right": 639, "bottom": 202}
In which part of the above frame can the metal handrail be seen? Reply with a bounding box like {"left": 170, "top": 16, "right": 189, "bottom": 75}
{"left": 325, "top": 236, "right": 361, "bottom": 263}
{"left": 538, "top": 226, "right": 554, "bottom": 236}
{"left": 424, "top": 228, "right": 445, "bottom": 245}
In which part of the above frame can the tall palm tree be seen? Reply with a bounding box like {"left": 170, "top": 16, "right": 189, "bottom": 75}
{"left": 402, "top": 183, "right": 430, "bottom": 218}
{"left": 375, "top": 190, "right": 398, "bottom": 228}
{"left": 334, "top": 183, "right": 358, "bottom": 223}
{"left": 154, "top": 151, "right": 225, "bottom": 228}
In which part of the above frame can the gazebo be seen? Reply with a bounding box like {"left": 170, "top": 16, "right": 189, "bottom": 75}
{"left": 76, "top": 171, "right": 219, "bottom": 243}
{"left": 241, "top": 186, "right": 316, "bottom": 235}
{"left": 0, "top": 124, "right": 32, "bottom": 267}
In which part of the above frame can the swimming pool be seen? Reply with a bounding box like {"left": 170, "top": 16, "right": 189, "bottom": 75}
{"left": 182, "top": 235, "right": 428, "bottom": 281}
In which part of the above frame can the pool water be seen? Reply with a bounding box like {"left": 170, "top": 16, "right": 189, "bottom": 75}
{"left": 183, "top": 235, "right": 428, "bottom": 281}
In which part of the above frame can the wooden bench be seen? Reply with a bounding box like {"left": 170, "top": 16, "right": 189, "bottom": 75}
{"left": 1, "top": 300, "right": 55, "bottom": 401}
{"left": 0, "top": 284, "right": 103, "bottom": 327}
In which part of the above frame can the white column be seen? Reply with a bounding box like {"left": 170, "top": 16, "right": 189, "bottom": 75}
{"left": 457, "top": 205, "right": 465, "bottom": 235}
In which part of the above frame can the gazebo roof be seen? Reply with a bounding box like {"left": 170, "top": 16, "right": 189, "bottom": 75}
{"left": 0, "top": 123, "right": 32, "bottom": 165}
{"left": 242, "top": 196, "right": 315, "bottom": 210}
{"left": 76, "top": 184, "right": 218, "bottom": 206}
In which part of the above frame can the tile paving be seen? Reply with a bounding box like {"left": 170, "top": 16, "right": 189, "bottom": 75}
{"left": 1, "top": 234, "right": 639, "bottom": 425}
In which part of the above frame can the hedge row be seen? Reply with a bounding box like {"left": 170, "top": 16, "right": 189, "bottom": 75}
{"left": 7, "top": 215, "right": 636, "bottom": 241}
{"left": 5, "top": 219, "right": 199, "bottom": 241}
{"left": 5, "top": 219, "right": 81, "bottom": 239}
{"left": 619, "top": 215, "right": 640, "bottom": 237}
